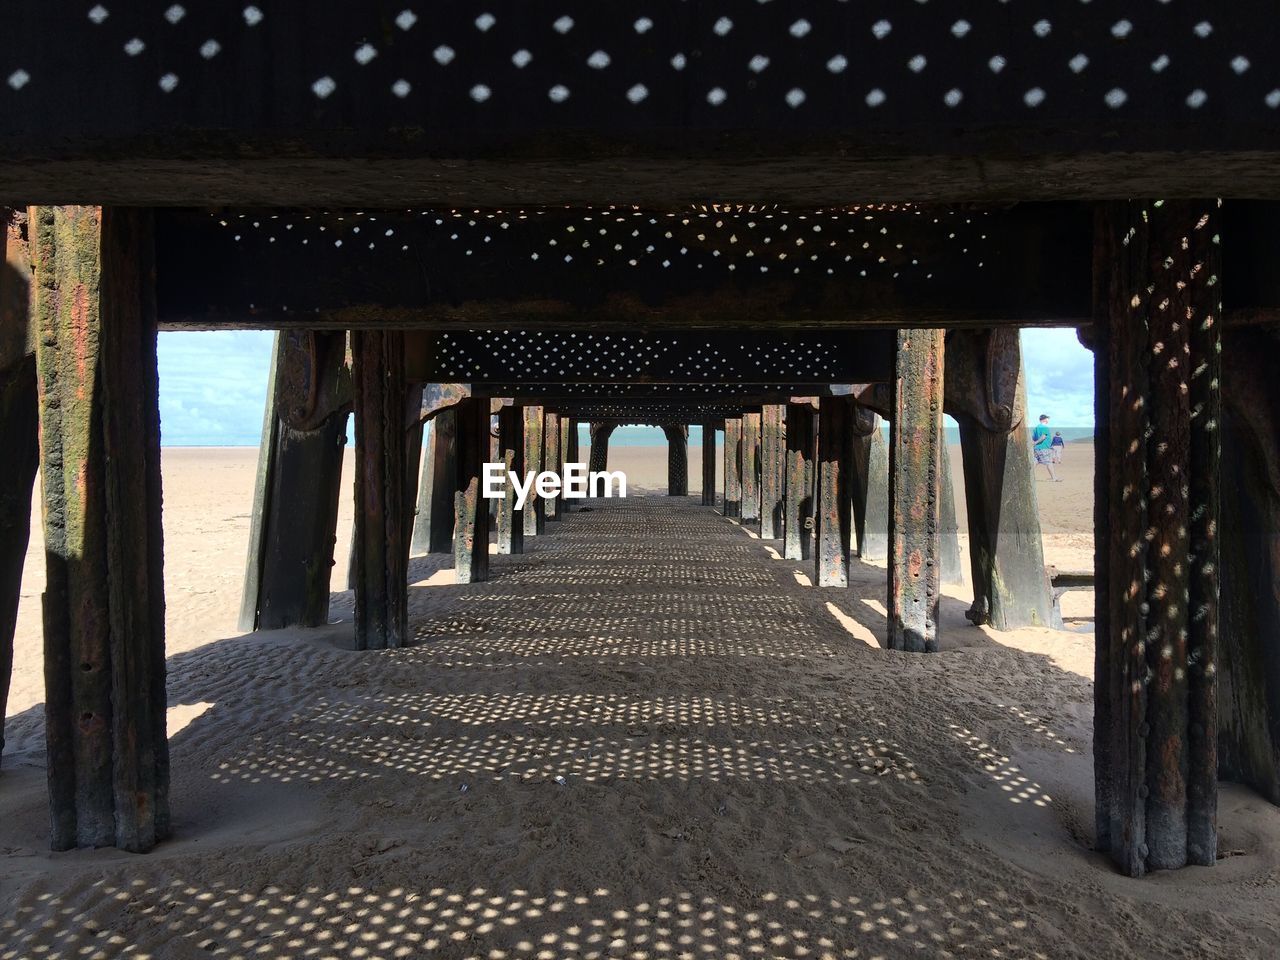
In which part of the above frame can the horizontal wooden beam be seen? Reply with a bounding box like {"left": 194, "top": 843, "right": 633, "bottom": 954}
{"left": 5, "top": 5, "right": 1280, "bottom": 204}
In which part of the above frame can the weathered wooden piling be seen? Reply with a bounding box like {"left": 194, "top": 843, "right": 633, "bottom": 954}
{"left": 1093, "top": 200, "right": 1220, "bottom": 875}
{"left": 523, "top": 405, "right": 546, "bottom": 535}
{"left": 760, "top": 404, "right": 786, "bottom": 538}
{"left": 938, "top": 443, "right": 964, "bottom": 586}
{"left": 742, "top": 411, "right": 762, "bottom": 522}
{"left": 453, "top": 398, "right": 490, "bottom": 583}
{"left": 1, "top": 210, "right": 37, "bottom": 769}
{"left": 495, "top": 405, "right": 525, "bottom": 555}
{"left": 239, "top": 331, "right": 349, "bottom": 631}
{"left": 664, "top": 423, "right": 689, "bottom": 496}
{"left": 815, "top": 397, "right": 853, "bottom": 586}
{"left": 1219, "top": 327, "right": 1280, "bottom": 805}
{"left": 852, "top": 407, "right": 889, "bottom": 560}
{"left": 784, "top": 402, "right": 816, "bottom": 561}
{"left": 558, "top": 416, "right": 574, "bottom": 512}
{"left": 588, "top": 420, "right": 614, "bottom": 475}
{"left": 701, "top": 421, "right": 717, "bottom": 506}
{"left": 723, "top": 417, "right": 743, "bottom": 518}
{"left": 544, "top": 411, "right": 562, "bottom": 521}
{"left": 887, "top": 329, "right": 945, "bottom": 653}
{"left": 351, "top": 329, "right": 409, "bottom": 650}
{"left": 412, "top": 409, "right": 458, "bottom": 555}
{"left": 31, "top": 206, "right": 170, "bottom": 851}
{"left": 948, "top": 330, "right": 1055, "bottom": 629}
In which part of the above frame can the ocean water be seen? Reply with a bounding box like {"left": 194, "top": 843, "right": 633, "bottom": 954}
{"left": 598, "top": 423, "right": 1094, "bottom": 447}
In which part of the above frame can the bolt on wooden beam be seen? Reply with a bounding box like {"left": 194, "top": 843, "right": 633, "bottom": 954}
{"left": 1093, "top": 199, "right": 1221, "bottom": 876}
{"left": 32, "top": 206, "right": 170, "bottom": 851}
{"left": 887, "top": 328, "right": 945, "bottom": 653}
{"left": 351, "top": 329, "right": 409, "bottom": 650}
{"left": 495, "top": 405, "right": 525, "bottom": 555}
{"left": 784, "top": 403, "right": 816, "bottom": 561}
{"left": 701, "top": 421, "right": 718, "bottom": 506}
{"left": 723, "top": 418, "right": 743, "bottom": 518}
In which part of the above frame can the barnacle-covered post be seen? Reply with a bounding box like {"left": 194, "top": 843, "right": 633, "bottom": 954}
{"left": 887, "top": 329, "right": 945, "bottom": 653}
{"left": 723, "top": 416, "right": 743, "bottom": 518}
{"left": 701, "top": 421, "right": 718, "bottom": 506}
{"left": 523, "top": 405, "right": 546, "bottom": 535}
{"left": 495, "top": 404, "right": 525, "bottom": 555}
{"left": 815, "top": 396, "right": 852, "bottom": 586}
{"left": 784, "top": 401, "right": 816, "bottom": 561}
{"left": 239, "top": 331, "right": 349, "bottom": 631}
{"left": 760, "top": 404, "right": 786, "bottom": 538}
{"left": 947, "top": 329, "right": 1054, "bottom": 629}
{"left": 0, "top": 209, "right": 37, "bottom": 770}
{"left": 412, "top": 407, "right": 457, "bottom": 555}
{"left": 664, "top": 423, "right": 689, "bottom": 496}
{"left": 1093, "top": 200, "right": 1220, "bottom": 876}
{"left": 544, "top": 410, "right": 562, "bottom": 521}
{"left": 31, "top": 206, "right": 170, "bottom": 851}
{"left": 453, "top": 397, "right": 490, "bottom": 583}
{"left": 741, "top": 411, "right": 762, "bottom": 522}
{"left": 351, "top": 329, "right": 409, "bottom": 650}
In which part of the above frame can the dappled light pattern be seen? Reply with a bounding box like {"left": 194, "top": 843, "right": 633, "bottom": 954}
{"left": 1, "top": 499, "right": 1264, "bottom": 958}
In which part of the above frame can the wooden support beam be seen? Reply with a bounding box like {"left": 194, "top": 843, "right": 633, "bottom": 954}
{"left": 784, "top": 403, "right": 816, "bottom": 561}
{"left": 852, "top": 409, "right": 889, "bottom": 561}
{"left": 31, "top": 206, "right": 170, "bottom": 851}
{"left": 588, "top": 420, "right": 613, "bottom": 475}
{"left": 351, "top": 329, "right": 409, "bottom": 651}
{"left": 701, "top": 422, "right": 717, "bottom": 507}
{"left": 760, "top": 405, "right": 786, "bottom": 539}
{"left": 239, "top": 332, "right": 348, "bottom": 631}
{"left": 558, "top": 416, "right": 574, "bottom": 513}
{"left": 523, "top": 405, "right": 547, "bottom": 536}
{"left": 1219, "top": 327, "right": 1280, "bottom": 806}
{"left": 815, "top": 397, "right": 853, "bottom": 586}
{"left": 741, "top": 412, "right": 762, "bottom": 522}
{"left": 494, "top": 406, "right": 525, "bottom": 556}
{"left": 411, "top": 409, "right": 457, "bottom": 555}
{"left": 939, "top": 444, "right": 964, "bottom": 586}
{"left": 544, "top": 411, "right": 562, "bottom": 521}
{"left": 665, "top": 424, "right": 689, "bottom": 497}
{"left": 887, "top": 329, "right": 945, "bottom": 653}
{"left": 1093, "top": 200, "right": 1220, "bottom": 876}
{"left": 1, "top": 210, "right": 37, "bottom": 769}
{"left": 452, "top": 398, "right": 490, "bottom": 583}
{"left": 723, "top": 418, "right": 743, "bottom": 519}
{"left": 949, "top": 330, "right": 1056, "bottom": 630}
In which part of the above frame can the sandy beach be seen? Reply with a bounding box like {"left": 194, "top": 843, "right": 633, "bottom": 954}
{"left": 3, "top": 439, "right": 1278, "bottom": 958}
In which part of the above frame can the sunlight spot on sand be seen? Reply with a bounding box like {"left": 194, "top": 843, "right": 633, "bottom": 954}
{"left": 168, "top": 701, "right": 214, "bottom": 737}
{"left": 792, "top": 570, "right": 813, "bottom": 587}
{"left": 861, "top": 597, "right": 888, "bottom": 617}
{"left": 761, "top": 544, "right": 782, "bottom": 559}
{"left": 825, "top": 602, "right": 880, "bottom": 648}
{"left": 411, "top": 569, "right": 457, "bottom": 588}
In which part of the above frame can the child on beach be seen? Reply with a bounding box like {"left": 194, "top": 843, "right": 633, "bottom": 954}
{"left": 1051, "top": 431, "right": 1065, "bottom": 464}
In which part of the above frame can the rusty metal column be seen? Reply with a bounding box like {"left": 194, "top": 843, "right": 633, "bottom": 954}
{"left": 544, "top": 411, "right": 562, "bottom": 521}
{"left": 760, "top": 404, "right": 785, "bottom": 538}
{"left": 851, "top": 409, "right": 888, "bottom": 560}
{"left": 352, "top": 329, "right": 409, "bottom": 651}
{"left": 31, "top": 206, "right": 170, "bottom": 851}
{"left": 495, "top": 405, "right": 524, "bottom": 555}
{"left": 1093, "top": 200, "right": 1220, "bottom": 876}
{"left": 701, "top": 421, "right": 717, "bottom": 506}
{"left": 741, "top": 411, "right": 762, "bottom": 522}
{"left": 887, "top": 329, "right": 945, "bottom": 653}
{"left": 665, "top": 424, "right": 689, "bottom": 496}
{"left": 784, "top": 402, "right": 816, "bottom": 560}
{"left": 523, "top": 405, "right": 546, "bottom": 536}
{"left": 723, "top": 417, "right": 743, "bottom": 518}
{"left": 453, "top": 397, "right": 490, "bottom": 583}
{"left": 815, "top": 397, "right": 852, "bottom": 586}
{"left": 1, "top": 210, "right": 37, "bottom": 771}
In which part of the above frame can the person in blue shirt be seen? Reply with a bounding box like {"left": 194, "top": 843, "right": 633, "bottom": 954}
{"left": 1032, "top": 414, "right": 1061, "bottom": 481}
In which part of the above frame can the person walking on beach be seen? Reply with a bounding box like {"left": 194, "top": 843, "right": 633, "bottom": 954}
{"left": 1032, "top": 414, "right": 1061, "bottom": 481}
{"left": 1050, "top": 431, "right": 1065, "bottom": 464}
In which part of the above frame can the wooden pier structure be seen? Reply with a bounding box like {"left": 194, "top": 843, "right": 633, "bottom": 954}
{"left": 3, "top": 2, "right": 1280, "bottom": 879}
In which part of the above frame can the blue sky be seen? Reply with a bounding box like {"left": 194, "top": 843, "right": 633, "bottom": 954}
{"left": 156, "top": 328, "right": 1094, "bottom": 446}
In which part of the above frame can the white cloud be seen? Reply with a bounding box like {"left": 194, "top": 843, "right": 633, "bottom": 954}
{"left": 1020, "top": 328, "right": 1094, "bottom": 427}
